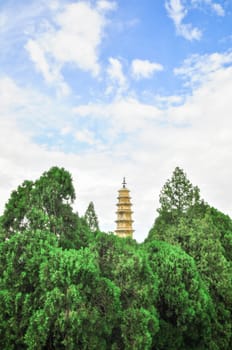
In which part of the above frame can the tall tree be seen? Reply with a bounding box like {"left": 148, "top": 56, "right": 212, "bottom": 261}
{"left": 158, "top": 167, "right": 202, "bottom": 220}
{"left": 84, "top": 201, "right": 100, "bottom": 233}
{"left": 144, "top": 240, "right": 215, "bottom": 350}
{"left": 148, "top": 166, "right": 206, "bottom": 241}
{"left": 94, "top": 233, "right": 159, "bottom": 349}
{"left": 1, "top": 167, "right": 78, "bottom": 248}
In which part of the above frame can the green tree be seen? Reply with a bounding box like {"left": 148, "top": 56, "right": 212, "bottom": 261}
{"left": 84, "top": 201, "right": 100, "bottom": 233}
{"left": 147, "top": 167, "right": 232, "bottom": 349}
{"left": 163, "top": 214, "right": 232, "bottom": 349}
{"left": 144, "top": 240, "right": 215, "bottom": 350}
{"left": 158, "top": 167, "right": 202, "bottom": 221}
{"left": 1, "top": 167, "right": 79, "bottom": 248}
{"left": 148, "top": 167, "right": 207, "bottom": 242}
{"left": 0, "top": 229, "right": 121, "bottom": 350}
{"left": 0, "top": 229, "right": 58, "bottom": 349}
{"left": 25, "top": 247, "right": 121, "bottom": 350}
{"left": 208, "top": 207, "right": 232, "bottom": 261}
{"left": 94, "top": 233, "right": 159, "bottom": 349}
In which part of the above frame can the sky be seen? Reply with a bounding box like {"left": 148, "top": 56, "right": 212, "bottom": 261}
{"left": 1, "top": 0, "right": 232, "bottom": 242}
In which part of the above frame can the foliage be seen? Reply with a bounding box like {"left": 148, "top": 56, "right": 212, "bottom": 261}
{"left": 0, "top": 166, "right": 231, "bottom": 349}
{"left": 148, "top": 167, "right": 232, "bottom": 350}
{"left": 158, "top": 167, "right": 201, "bottom": 217}
{"left": 145, "top": 240, "right": 215, "bottom": 350}
{"left": 1, "top": 167, "right": 79, "bottom": 248}
{"left": 84, "top": 201, "right": 100, "bottom": 233}
{"left": 93, "top": 233, "right": 159, "bottom": 349}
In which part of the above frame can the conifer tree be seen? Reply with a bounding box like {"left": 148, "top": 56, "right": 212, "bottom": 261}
{"left": 158, "top": 166, "right": 201, "bottom": 218}
{"left": 84, "top": 201, "right": 100, "bottom": 232}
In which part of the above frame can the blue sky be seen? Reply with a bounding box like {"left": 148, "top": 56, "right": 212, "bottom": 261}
{"left": 1, "top": 0, "right": 232, "bottom": 241}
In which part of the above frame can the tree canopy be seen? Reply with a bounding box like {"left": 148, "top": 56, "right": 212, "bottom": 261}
{"left": 84, "top": 201, "right": 100, "bottom": 233}
{"left": 0, "top": 166, "right": 231, "bottom": 349}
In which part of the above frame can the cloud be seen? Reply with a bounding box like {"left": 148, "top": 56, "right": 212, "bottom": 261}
{"left": 97, "top": 0, "right": 117, "bottom": 11}
{"left": 165, "top": 0, "right": 202, "bottom": 41}
{"left": 165, "top": 0, "right": 225, "bottom": 40}
{"left": 174, "top": 51, "right": 232, "bottom": 87}
{"left": 25, "top": 1, "right": 115, "bottom": 94}
{"left": 25, "top": 39, "right": 70, "bottom": 96}
{"left": 75, "top": 129, "right": 97, "bottom": 146}
{"left": 0, "top": 13, "right": 7, "bottom": 32}
{"left": 192, "top": 0, "right": 225, "bottom": 16}
{"left": 1, "top": 47, "right": 232, "bottom": 242}
{"left": 74, "top": 96, "right": 162, "bottom": 136}
{"left": 131, "top": 59, "right": 164, "bottom": 79}
{"left": 73, "top": 51, "right": 232, "bottom": 240}
{"left": 106, "top": 57, "right": 127, "bottom": 94}
{"left": 211, "top": 3, "right": 225, "bottom": 16}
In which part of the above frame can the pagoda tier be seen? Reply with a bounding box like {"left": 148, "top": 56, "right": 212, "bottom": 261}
{"left": 115, "top": 178, "right": 134, "bottom": 238}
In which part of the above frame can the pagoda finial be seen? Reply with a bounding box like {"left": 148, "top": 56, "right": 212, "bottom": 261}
{"left": 122, "top": 177, "right": 126, "bottom": 188}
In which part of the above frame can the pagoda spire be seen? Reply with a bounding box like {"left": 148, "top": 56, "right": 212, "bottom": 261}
{"left": 115, "top": 179, "right": 134, "bottom": 238}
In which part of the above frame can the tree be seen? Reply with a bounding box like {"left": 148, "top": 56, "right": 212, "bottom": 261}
{"left": 1, "top": 165, "right": 231, "bottom": 349}
{"left": 163, "top": 213, "right": 232, "bottom": 349}
{"left": 0, "top": 229, "right": 58, "bottom": 349}
{"left": 94, "top": 233, "right": 159, "bottom": 349}
{"left": 208, "top": 207, "right": 232, "bottom": 261}
{"left": 25, "top": 247, "right": 121, "bottom": 350}
{"left": 147, "top": 166, "right": 232, "bottom": 349}
{"left": 158, "top": 167, "right": 202, "bottom": 220}
{"left": 144, "top": 240, "right": 215, "bottom": 350}
{"left": 149, "top": 209, "right": 232, "bottom": 349}
{"left": 147, "top": 166, "right": 206, "bottom": 242}
{"left": 1, "top": 167, "right": 78, "bottom": 248}
{"left": 84, "top": 201, "right": 99, "bottom": 233}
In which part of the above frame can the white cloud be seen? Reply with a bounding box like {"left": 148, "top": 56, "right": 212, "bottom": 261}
{"left": 74, "top": 51, "right": 232, "bottom": 240}
{"left": 48, "top": 0, "right": 60, "bottom": 11}
{"left": 165, "top": 0, "right": 202, "bottom": 41}
{"left": 165, "top": 0, "right": 225, "bottom": 40}
{"left": 0, "top": 77, "right": 24, "bottom": 113}
{"left": 174, "top": 51, "right": 232, "bottom": 87}
{"left": 97, "top": 0, "right": 117, "bottom": 11}
{"left": 131, "top": 59, "right": 163, "bottom": 79}
{"left": 75, "top": 129, "right": 96, "bottom": 145}
{"left": 0, "top": 13, "right": 7, "bottom": 32}
{"left": 211, "top": 3, "right": 225, "bottom": 16}
{"left": 1, "top": 49, "right": 232, "bottom": 242}
{"left": 106, "top": 57, "right": 127, "bottom": 93}
{"left": 26, "top": 40, "right": 52, "bottom": 82}
{"left": 60, "top": 125, "right": 72, "bottom": 136}
{"left": 25, "top": 1, "right": 115, "bottom": 93}
{"left": 192, "top": 0, "right": 225, "bottom": 16}
{"left": 74, "top": 96, "right": 162, "bottom": 135}
{"left": 25, "top": 39, "right": 70, "bottom": 96}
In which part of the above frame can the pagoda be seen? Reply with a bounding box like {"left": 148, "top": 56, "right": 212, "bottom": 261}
{"left": 115, "top": 178, "right": 134, "bottom": 238}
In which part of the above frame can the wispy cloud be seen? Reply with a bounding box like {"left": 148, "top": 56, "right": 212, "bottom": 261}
{"left": 106, "top": 57, "right": 127, "bottom": 94}
{"left": 165, "top": 0, "right": 202, "bottom": 41}
{"left": 192, "top": 0, "right": 225, "bottom": 16}
{"left": 75, "top": 129, "right": 97, "bottom": 146}
{"left": 211, "top": 3, "right": 225, "bottom": 16}
{"left": 97, "top": 0, "right": 117, "bottom": 11}
{"left": 131, "top": 59, "right": 163, "bottom": 80}
{"left": 25, "top": 39, "right": 70, "bottom": 96}
{"left": 165, "top": 0, "right": 225, "bottom": 41}
{"left": 25, "top": 1, "right": 116, "bottom": 94}
{"left": 174, "top": 51, "right": 232, "bottom": 87}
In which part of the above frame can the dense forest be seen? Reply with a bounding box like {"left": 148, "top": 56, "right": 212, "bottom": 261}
{"left": 0, "top": 166, "right": 231, "bottom": 350}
